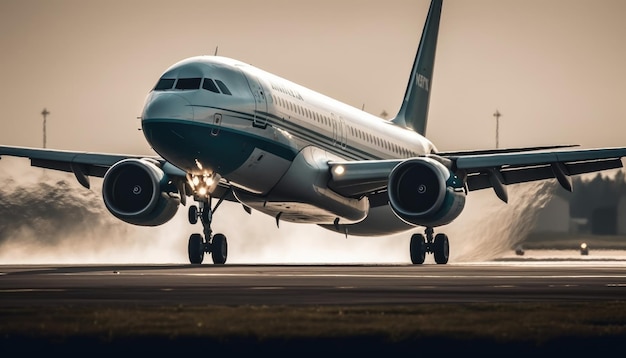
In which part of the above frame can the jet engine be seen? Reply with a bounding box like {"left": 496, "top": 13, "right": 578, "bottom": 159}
{"left": 102, "top": 158, "right": 180, "bottom": 226}
{"left": 388, "top": 157, "right": 466, "bottom": 227}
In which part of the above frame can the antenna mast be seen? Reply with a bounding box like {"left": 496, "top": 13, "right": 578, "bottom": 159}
{"left": 493, "top": 109, "right": 502, "bottom": 149}
{"left": 41, "top": 108, "right": 50, "bottom": 148}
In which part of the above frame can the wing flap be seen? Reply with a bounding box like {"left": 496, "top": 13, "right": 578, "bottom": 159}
{"left": 467, "top": 158, "right": 623, "bottom": 191}
{"left": 30, "top": 158, "right": 109, "bottom": 177}
{"left": 454, "top": 147, "right": 626, "bottom": 170}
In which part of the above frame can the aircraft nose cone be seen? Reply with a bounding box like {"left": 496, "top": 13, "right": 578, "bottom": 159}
{"left": 142, "top": 93, "right": 194, "bottom": 121}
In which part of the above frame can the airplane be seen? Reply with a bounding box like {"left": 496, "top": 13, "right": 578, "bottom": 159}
{"left": 2, "top": 0, "right": 626, "bottom": 265}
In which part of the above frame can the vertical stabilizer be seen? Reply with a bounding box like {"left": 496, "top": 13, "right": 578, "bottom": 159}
{"left": 391, "top": 0, "right": 442, "bottom": 135}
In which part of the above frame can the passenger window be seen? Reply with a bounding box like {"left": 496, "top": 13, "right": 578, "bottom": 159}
{"left": 215, "top": 80, "right": 232, "bottom": 95}
{"left": 176, "top": 78, "right": 202, "bottom": 90}
{"left": 154, "top": 78, "right": 175, "bottom": 91}
{"left": 202, "top": 78, "right": 220, "bottom": 93}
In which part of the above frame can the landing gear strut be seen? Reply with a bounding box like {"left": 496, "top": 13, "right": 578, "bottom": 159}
{"left": 410, "top": 227, "right": 449, "bottom": 265}
{"left": 187, "top": 196, "right": 228, "bottom": 265}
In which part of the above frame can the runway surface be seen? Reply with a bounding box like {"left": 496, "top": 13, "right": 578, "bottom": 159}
{"left": 2, "top": 257, "right": 626, "bottom": 306}
{"left": 2, "top": 255, "right": 626, "bottom": 356}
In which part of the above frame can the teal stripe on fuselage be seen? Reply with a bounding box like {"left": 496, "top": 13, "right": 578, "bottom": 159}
{"left": 143, "top": 118, "right": 296, "bottom": 175}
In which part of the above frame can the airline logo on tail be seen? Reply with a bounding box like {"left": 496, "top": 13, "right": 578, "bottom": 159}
{"left": 416, "top": 73, "right": 430, "bottom": 92}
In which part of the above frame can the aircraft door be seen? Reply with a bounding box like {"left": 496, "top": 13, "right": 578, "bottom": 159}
{"left": 243, "top": 74, "right": 268, "bottom": 128}
{"left": 338, "top": 116, "right": 347, "bottom": 149}
{"left": 331, "top": 113, "right": 346, "bottom": 149}
{"left": 331, "top": 113, "right": 338, "bottom": 146}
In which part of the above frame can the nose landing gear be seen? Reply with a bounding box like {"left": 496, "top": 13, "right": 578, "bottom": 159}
{"left": 187, "top": 195, "right": 228, "bottom": 265}
{"left": 410, "top": 227, "right": 449, "bottom": 265}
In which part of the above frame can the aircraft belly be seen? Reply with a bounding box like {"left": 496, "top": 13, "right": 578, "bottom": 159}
{"left": 233, "top": 146, "right": 369, "bottom": 225}
{"left": 233, "top": 197, "right": 342, "bottom": 224}
{"left": 227, "top": 148, "right": 291, "bottom": 194}
{"left": 319, "top": 205, "right": 413, "bottom": 236}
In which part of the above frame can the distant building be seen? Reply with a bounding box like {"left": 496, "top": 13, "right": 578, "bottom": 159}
{"left": 570, "top": 217, "right": 589, "bottom": 234}
{"left": 591, "top": 206, "right": 617, "bottom": 235}
{"left": 531, "top": 177, "right": 626, "bottom": 236}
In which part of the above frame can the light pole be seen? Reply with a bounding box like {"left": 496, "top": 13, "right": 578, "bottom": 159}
{"left": 41, "top": 108, "right": 50, "bottom": 148}
{"left": 493, "top": 109, "right": 502, "bottom": 149}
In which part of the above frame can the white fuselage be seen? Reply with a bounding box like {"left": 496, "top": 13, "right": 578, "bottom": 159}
{"left": 142, "top": 56, "right": 438, "bottom": 236}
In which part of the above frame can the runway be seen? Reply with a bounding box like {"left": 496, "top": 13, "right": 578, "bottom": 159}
{"left": 2, "top": 258, "right": 626, "bottom": 306}
{"left": 2, "top": 257, "right": 626, "bottom": 355}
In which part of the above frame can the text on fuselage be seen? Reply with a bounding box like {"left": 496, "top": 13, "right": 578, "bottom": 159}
{"left": 271, "top": 81, "right": 304, "bottom": 101}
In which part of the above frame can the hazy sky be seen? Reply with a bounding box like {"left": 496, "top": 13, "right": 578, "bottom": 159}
{"left": 1, "top": 0, "right": 625, "bottom": 155}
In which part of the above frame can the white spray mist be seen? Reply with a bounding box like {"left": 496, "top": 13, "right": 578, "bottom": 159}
{"left": 443, "top": 180, "right": 557, "bottom": 262}
{"left": 0, "top": 157, "right": 557, "bottom": 264}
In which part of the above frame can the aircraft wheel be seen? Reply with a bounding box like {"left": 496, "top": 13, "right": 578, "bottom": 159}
{"left": 410, "top": 233, "right": 426, "bottom": 264}
{"left": 188, "top": 233, "right": 205, "bottom": 264}
{"left": 188, "top": 205, "right": 198, "bottom": 225}
{"left": 433, "top": 233, "right": 449, "bottom": 264}
{"left": 211, "top": 233, "right": 228, "bottom": 265}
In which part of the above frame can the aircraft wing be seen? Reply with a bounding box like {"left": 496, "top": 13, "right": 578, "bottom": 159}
{"left": 451, "top": 147, "right": 626, "bottom": 192}
{"left": 0, "top": 145, "right": 175, "bottom": 190}
{"left": 328, "top": 147, "right": 626, "bottom": 201}
{"left": 0, "top": 145, "right": 237, "bottom": 203}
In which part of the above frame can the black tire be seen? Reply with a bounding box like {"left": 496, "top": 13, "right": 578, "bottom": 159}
{"left": 188, "top": 205, "right": 198, "bottom": 225}
{"left": 188, "top": 233, "right": 204, "bottom": 264}
{"left": 211, "top": 233, "right": 228, "bottom": 265}
{"left": 410, "top": 233, "right": 426, "bottom": 264}
{"left": 433, "top": 233, "right": 450, "bottom": 264}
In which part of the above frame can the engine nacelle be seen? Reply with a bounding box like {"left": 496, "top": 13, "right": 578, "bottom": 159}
{"left": 388, "top": 157, "right": 466, "bottom": 227}
{"left": 102, "top": 158, "right": 180, "bottom": 226}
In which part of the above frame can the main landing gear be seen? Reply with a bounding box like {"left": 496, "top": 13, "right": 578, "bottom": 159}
{"left": 187, "top": 196, "right": 228, "bottom": 265}
{"left": 410, "top": 227, "right": 449, "bottom": 265}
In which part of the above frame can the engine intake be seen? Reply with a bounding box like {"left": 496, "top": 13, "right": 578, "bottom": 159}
{"left": 102, "top": 158, "right": 180, "bottom": 226}
{"left": 388, "top": 157, "right": 465, "bottom": 227}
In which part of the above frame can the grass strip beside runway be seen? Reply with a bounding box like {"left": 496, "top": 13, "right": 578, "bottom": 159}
{"left": 1, "top": 302, "right": 626, "bottom": 354}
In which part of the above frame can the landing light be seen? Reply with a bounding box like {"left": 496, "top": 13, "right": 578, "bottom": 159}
{"left": 334, "top": 165, "right": 345, "bottom": 176}
{"left": 187, "top": 172, "right": 221, "bottom": 199}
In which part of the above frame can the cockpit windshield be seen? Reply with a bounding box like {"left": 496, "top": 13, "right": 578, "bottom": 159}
{"left": 175, "top": 78, "right": 202, "bottom": 90}
{"left": 215, "top": 80, "right": 232, "bottom": 95}
{"left": 153, "top": 77, "right": 232, "bottom": 95}
{"left": 202, "top": 78, "right": 219, "bottom": 93}
{"left": 154, "top": 78, "right": 175, "bottom": 90}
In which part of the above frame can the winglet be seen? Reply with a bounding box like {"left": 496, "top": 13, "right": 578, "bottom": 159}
{"left": 391, "top": 0, "right": 443, "bottom": 135}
